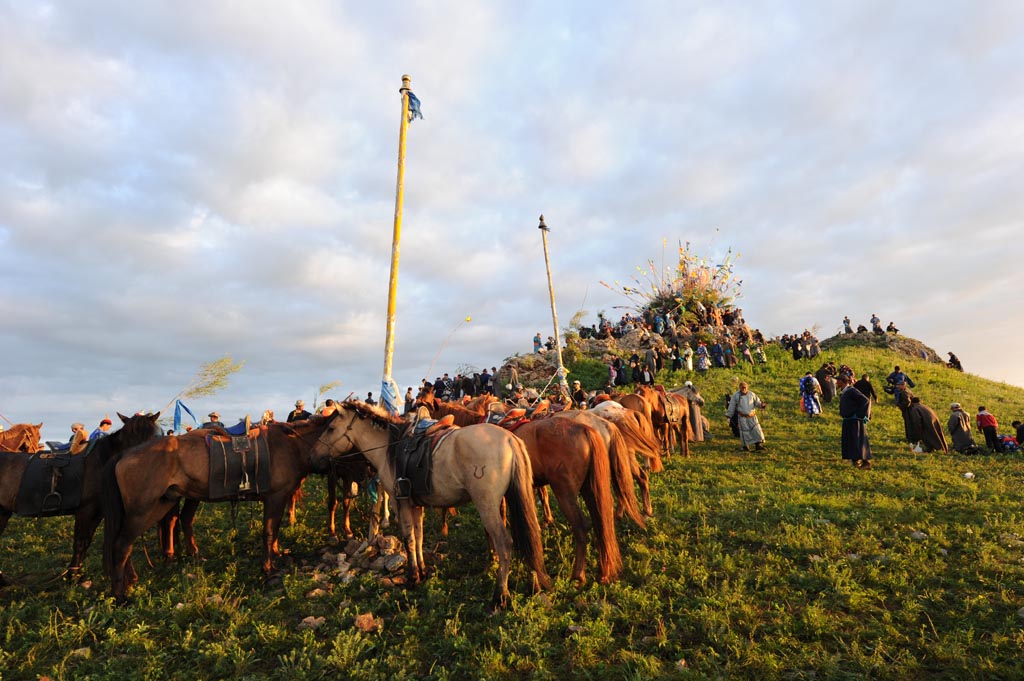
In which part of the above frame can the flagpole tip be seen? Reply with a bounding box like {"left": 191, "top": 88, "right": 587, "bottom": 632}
{"left": 538, "top": 215, "right": 549, "bottom": 231}
{"left": 401, "top": 74, "right": 412, "bottom": 91}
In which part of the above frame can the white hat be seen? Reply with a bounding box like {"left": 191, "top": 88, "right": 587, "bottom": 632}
{"left": 295, "top": 399, "right": 305, "bottom": 407}
{"left": 951, "top": 402, "right": 961, "bottom": 410}
{"left": 684, "top": 381, "right": 694, "bottom": 387}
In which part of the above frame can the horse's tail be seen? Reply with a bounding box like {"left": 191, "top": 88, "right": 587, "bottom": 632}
{"left": 580, "top": 425, "right": 622, "bottom": 583}
{"left": 606, "top": 423, "right": 646, "bottom": 528}
{"left": 617, "top": 412, "right": 663, "bottom": 474}
{"left": 101, "top": 455, "right": 125, "bottom": 578}
{"left": 504, "top": 435, "right": 552, "bottom": 590}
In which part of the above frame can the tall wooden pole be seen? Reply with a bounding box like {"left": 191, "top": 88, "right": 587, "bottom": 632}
{"left": 381, "top": 74, "right": 412, "bottom": 413}
{"left": 538, "top": 215, "right": 571, "bottom": 402}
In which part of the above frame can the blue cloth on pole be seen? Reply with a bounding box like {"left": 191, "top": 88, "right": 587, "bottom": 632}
{"left": 174, "top": 399, "right": 198, "bottom": 433}
{"left": 407, "top": 91, "right": 423, "bottom": 121}
{"left": 381, "top": 376, "right": 402, "bottom": 416}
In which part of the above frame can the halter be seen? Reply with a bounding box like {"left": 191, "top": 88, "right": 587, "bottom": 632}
{"left": 311, "top": 412, "right": 392, "bottom": 461}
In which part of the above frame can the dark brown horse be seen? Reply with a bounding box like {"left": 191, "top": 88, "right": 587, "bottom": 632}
{"left": 655, "top": 386, "right": 692, "bottom": 458}
{"left": 417, "top": 398, "right": 623, "bottom": 584}
{"left": 0, "top": 423, "right": 43, "bottom": 453}
{"left": 0, "top": 413, "right": 161, "bottom": 585}
{"left": 102, "top": 417, "right": 333, "bottom": 600}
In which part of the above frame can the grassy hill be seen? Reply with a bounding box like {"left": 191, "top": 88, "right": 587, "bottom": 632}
{"left": 2, "top": 340, "right": 1024, "bottom": 679}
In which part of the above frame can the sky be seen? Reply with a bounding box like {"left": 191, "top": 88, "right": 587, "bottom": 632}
{"left": 2, "top": 1, "right": 1023, "bottom": 442}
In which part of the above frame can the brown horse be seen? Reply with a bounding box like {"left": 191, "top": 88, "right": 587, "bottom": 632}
{"left": 0, "top": 413, "right": 161, "bottom": 585}
{"left": 102, "top": 417, "right": 333, "bottom": 600}
{"left": 0, "top": 423, "right": 43, "bottom": 453}
{"left": 660, "top": 389, "right": 693, "bottom": 457}
{"left": 311, "top": 402, "right": 551, "bottom": 610}
{"left": 418, "top": 399, "right": 622, "bottom": 585}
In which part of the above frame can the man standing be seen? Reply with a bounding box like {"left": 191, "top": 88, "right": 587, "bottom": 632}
{"left": 948, "top": 403, "right": 974, "bottom": 453}
{"left": 287, "top": 400, "right": 311, "bottom": 422}
{"left": 571, "top": 380, "right": 587, "bottom": 409}
{"left": 843, "top": 316, "right": 853, "bottom": 334}
{"left": 799, "top": 372, "right": 822, "bottom": 418}
{"left": 89, "top": 417, "right": 113, "bottom": 440}
{"left": 870, "top": 314, "right": 882, "bottom": 334}
{"left": 977, "top": 406, "right": 1000, "bottom": 452}
{"left": 853, "top": 374, "right": 878, "bottom": 403}
{"left": 404, "top": 388, "right": 415, "bottom": 415}
{"left": 533, "top": 333, "right": 542, "bottom": 353}
{"left": 677, "top": 381, "right": 707, "bottom": 442}
{"left": 885, "top": 365, "right": 915, "bottom": 404}
{"left": 726, "top": 382, "right": 767, "bottom": 451}
{"left": 837, "top": 374, "right": 872, "bottom": 468}
{"left": 365, "top": 392, "right": 376, "bottom": 406}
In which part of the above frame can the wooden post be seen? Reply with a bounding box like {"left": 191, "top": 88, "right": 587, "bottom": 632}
{"left": 538, "top": 215, "right": 571, "bottom": 402}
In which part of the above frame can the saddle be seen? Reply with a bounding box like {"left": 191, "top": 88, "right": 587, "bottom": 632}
{"left": 15, "top": 448, "right": 90, "bottom": 517}
{"left": 388, "top": 418, "right": 458, "bottom": 504}
{"left": 207, "top": 418, "right": 271, "bottom": 500}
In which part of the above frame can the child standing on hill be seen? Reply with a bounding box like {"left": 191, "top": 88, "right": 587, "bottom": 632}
{"left": 976, "top": 406, "right": 1000, "bottom": 453}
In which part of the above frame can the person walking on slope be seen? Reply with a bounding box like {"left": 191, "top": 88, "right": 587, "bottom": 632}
{"left": 977, "top": 406, "right": 1001, "bottom": 452}
{"left": 908, "top": 397, "right": 948, "bottom": 453}
{"left": 726, "top": 382, "right": 767, "bottom": 451}
{"left": 799, "top": 371, "right": 822, "bottom": 418}
{"left": 837, "top": 374, "right": 872, "bottom": 469}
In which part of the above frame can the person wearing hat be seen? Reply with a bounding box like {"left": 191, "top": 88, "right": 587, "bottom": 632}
{"left": 947, "top": 403, "right": 974, "bottom": 453}
{"left": 288, "top": 399, "right": 312, "bottom": 423}
{"left": 69, "top": 422, "right": 89, "bottom": 455}
{"left": 89, "top": 417, "right": 113, "bottom": 440}
{"left": 570, "top": 380, "right": 587, "bottom": 409}
{"left": 202, "top": 412, "right": 224, "bottom": 429}
{"left": 678, "top": 380, "right": 707, "bottom": 442}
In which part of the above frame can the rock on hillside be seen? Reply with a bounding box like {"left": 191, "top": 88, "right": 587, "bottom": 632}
{"left": 820, "top": 332, "right": 942, "bottom": 364}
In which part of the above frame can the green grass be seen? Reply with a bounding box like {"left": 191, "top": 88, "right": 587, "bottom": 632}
{"left": 2, "top": 343, "right": 1024, "bottom": 679}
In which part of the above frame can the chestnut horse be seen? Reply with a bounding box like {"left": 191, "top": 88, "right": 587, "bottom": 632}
{"left": 102, "top": 417, "right": 333, "bottom": 600}
{"left": 417, "top": 398, "right": 623, "bottom": 584}
{"left": 0, "top": 423, "right": 43, "bottom": 453}
{"left": 0, "top": 413, "right": 161, "bottom": 585}
{"left": 311, "top": 402, "right": 551, "bottom": 610}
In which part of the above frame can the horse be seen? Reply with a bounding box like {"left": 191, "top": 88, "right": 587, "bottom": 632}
{"left": 310, "top": 402, "right": 551, "bottom": 609}
{"left": 417, "top": 399, "right": 622, "bottom": 585}
{"left": 0, "top": 413, "right": 161, "bottom": 585}
{"left": 654, "top": 386, "right": 692, "bottom": 458}
{"left": 102, "top": 417, "right": 334, "bottom": 601}
{"left": 0, "top": 423, "right": 43, "bottom": 453}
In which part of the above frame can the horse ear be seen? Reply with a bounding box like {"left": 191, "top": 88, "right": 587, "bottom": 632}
{"left": 149, "top": 411, "right": 161, "bottom": 420}
{"left": 36, "top": 422, "right": 43, "bottom": 428}
{"left": 117, "top": 412, "right": 129, "bottom": 423}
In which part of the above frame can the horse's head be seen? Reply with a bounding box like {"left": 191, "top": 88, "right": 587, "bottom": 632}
{"left": 310, "top": 403, "right": 395, "bottom": 473}
{"left": 116, "top": 411, "right": 163, "bottom": 445}
{"left": 416, "top": 384, "right": 436, "bottom": 401}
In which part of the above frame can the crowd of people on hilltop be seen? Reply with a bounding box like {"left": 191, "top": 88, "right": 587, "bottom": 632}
{"left": 841, "top": 314, "right": 900, "bottom": 335}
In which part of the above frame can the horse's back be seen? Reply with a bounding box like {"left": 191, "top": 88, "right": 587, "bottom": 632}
{"left": 429, "top": 424, "right": 523, "bottom": 504}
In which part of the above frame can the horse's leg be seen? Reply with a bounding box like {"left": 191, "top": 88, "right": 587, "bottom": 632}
{"left": 325, "top": 468, "right": 338, "bottom": 539}
{"left": 111, "top": 501, "right": 177, "bottom": 600}
{"left": 157, "top": 502, "right": 179, "bottom": 561}
{"left": 477, "top": 501, "right": 514, "bottom": 611}
{"left": 551, "top": 484, "right": 589, "bottom": 585}
{"left": 179, "top": 499, "right": 200, "bottom": 557}
{"left": 632, "top": 458, "right": 654, "bottom": 517}
{"left": 0, "top": 509, "right": 9, "bottom": 586}
{"left": 411, "top": 505, "right": 426, "bottom": 580}
{"left": 395, "top": 501, "right": 422, "bottom": 586}
{"left": 536, "top": 487, "right": 554, "bottom": 527}
{"left": 262, "top": 493, "right": 291, "bottom": 574}
{"left": 69, "top": 503, "right": 102, "bottom": 574}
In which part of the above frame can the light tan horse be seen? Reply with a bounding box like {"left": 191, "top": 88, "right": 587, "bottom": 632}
{"left": 311, "top": 402, "right": 551, "bottom": 610}
{"left": 0, "top": 423, "right": 43, "bottom": 453}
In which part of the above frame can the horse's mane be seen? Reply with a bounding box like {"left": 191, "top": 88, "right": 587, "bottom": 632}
{"left": 339, "top": 401, "right": 402, "bottom": 427}
{"left": 91, "top": 413, "right": 161, "bottom": 463}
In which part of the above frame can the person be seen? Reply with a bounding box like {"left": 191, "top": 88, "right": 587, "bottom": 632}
{"left": 948, "top": 403, "right": 975, "bottom": 453}
{"left": 837, "top": 374, "right": 872, "bottom": 468}
{"left": 202, "top": 412, "right": 224, "bottom": 429}
{"left": 287, "top": 399, "right": 311, "bottom": 422}
{"left": 886, "top": 321, "right": 899, "bottom": 334}
{"left": 69, "top": 422, "right": 89, "bottom": 455}
{"left": 947, "top": 352, "right": 963, "bottom": 371}
{"left": 843, "top": 316, "right": 853, "bottom": 334}
{"left": 479, "top": 367, "right": 492, "bottom": 395}
{"left": 571, "top": 380, "right": 587, "bottom": 409}
{"left": 365, "top": 391, "right": 376, "bottom": 406}
{"left": 870, "top": 314, "right": 882, "bottom": 334}
{"left": 670, "top": 344, "right": 682, "bottom": 372}
{"left": 1014, "top": 421, "right": 1024, "bottom": 448}
{"left": 885, "top": 366, "right": 915, "bottom": 403}
{"left": 908, "top": 397, "right": 948, "bottom": 453}
{"left": 725, "top": 382, "right": 767, "bottom": 451}
{"left": 682, "top": 344, "right": 694, "bottom": 372}
{"left": 404, "top": 388, "right": 415, "bottom": 415}
{"left": 816, "top": 364, "right": 837, "bottom": 404}
{"left": 976, "top": 406, "right": 1000, "bottom": 452}
{"left": 853, "top": 374, "right": 878, "bottom": 403}
{"left": 320, "top": 399, "right": 338, "bottom": 417}
{"left": 695, "top": 342, "right": 710, "bottom": 373}
{"left": 533, "top": 332, "right": 542, "bottom": 353}
{"left": 678, "top": 381, "right": 706, "bottom": 442}
{"left": 799, "top": 372, "right": 822, "bottom": 417}
{"left": 89, "top": 417, "right": 113, "bottom": 440}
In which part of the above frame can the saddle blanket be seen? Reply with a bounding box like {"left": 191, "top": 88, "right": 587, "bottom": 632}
{"left": 208, "top": 432, "right": 271, "bottom": 500}
{"left": 15, "top": 451, "right": 88, "bottom": 517}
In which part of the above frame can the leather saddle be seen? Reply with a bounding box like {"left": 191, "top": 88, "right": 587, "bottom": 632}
{"left": 389, "top": 417, "right": 458, "bottom": 504}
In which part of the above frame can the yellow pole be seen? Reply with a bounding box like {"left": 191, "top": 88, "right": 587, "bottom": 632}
{"left": 538, "top": 215, "right": 572, "bottom": 404}
{"left": 383, "top": 75, "right": 411, "bottom": 388}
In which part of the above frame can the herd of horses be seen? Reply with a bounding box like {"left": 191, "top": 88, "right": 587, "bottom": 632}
{"left": 0, "top": 382, "right": 696, "bottom": 609}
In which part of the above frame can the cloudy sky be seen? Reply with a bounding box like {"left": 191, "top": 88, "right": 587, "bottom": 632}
{"left": 3, "top": 1, "right": 1023, "bottom": 441}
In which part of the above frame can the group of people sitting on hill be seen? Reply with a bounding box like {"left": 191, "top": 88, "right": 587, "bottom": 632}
{"left": 842, "top": 314, "right": 899, "bottom": 335}
{"left": 779, "top": 331, "right": 822, "bottom": 360}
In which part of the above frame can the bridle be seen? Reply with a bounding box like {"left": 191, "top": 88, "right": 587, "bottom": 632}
{"left": 310, "top": 412, "right": 392, "bottom": 461}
